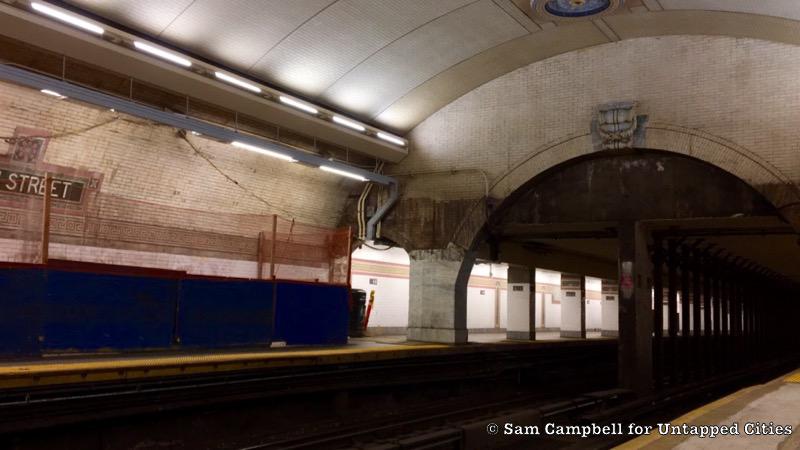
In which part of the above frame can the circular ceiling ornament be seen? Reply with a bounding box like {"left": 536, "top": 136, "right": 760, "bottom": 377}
{"left": 530, "top": 0, "right": 624, "bottom": 21}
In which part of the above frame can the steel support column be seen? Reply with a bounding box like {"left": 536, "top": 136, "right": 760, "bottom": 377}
{"left": 667, "top": 240, "right": 679, "bottom": 384}
{"left": 680, "top": 246, "right": 691, "bottom": 382}
{"left": 652, "top": 239, "right": 664, "bottom": 388}
{"left": 702, "top": 251, "right": 712, "bottom": 379}
{"left": 720, "top": 265, "right": 730, "bottom": 372}
{"left": 691, "top": 248, "right": 702, "bottom": 380}
{"left": 618, "top": 221, "right": 653, "bottom": 395}
{"left": 712, "top": 264, "right": 722, "bottom": 374}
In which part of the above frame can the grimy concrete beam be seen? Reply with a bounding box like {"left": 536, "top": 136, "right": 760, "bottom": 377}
{"left": 482, "top": 241, "right": 617, "bottom": 280}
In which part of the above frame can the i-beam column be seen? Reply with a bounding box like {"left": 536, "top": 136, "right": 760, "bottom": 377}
{"left": 652, "top": 239, "right": 664, "bottom": 389}
{"left": 691, "top": 247, "right": 702, "bottom": 381}
{"left": 680, "top": 246, "right": 691, "bottom": 383}
{"left": 667, "top": 240, "right": 679, "bottom": 384}
{"left": 702, "top": 250, "right": 712, "bottom": 379}
{"left": 618, "top": 221, "right": 653, "bottom": 395}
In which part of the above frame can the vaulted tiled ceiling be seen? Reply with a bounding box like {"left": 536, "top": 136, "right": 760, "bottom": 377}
{"left": 63, "top": 0, "right": 800, "bottom": 133}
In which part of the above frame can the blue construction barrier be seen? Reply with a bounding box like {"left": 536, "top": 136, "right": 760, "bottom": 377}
{"left": 0, "top": 261, "right": 348, "bottom": 357}
{"left": 0, "top": 266, "right": 46, "bottom": 356}
{"left": 178, "top": 277, "right": 274, "bottom": 348}
{"left": 41, "top": 269, "right": 178, "bottom": 352}
{"left": 275, "top": 281, "right": 349, "bottom": 346}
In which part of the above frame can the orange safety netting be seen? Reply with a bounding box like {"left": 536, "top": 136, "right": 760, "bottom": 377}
{"left": 0, "top": 189, "right": 351, "bottom": 284}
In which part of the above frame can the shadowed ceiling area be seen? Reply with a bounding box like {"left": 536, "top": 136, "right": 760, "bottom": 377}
{"left": 58, "top": 0, "right": 800, "bottom": 133}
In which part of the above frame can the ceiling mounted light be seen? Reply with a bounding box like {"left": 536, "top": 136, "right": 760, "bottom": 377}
{"left": 332, "top": 116, "right": 366, "bottom": 132}
{"left": 232, "top": 141, "right": 296, "bottom": 162}
{"left": 31, "top": 2, "right": 104, "bottom": 35}
{"left": 320, "top": 165, "right": 367, "bottom": 182}
{"left": 376, "top": 131, "right": 406, "bottom": 147}
{"left": 215, "top": 72, "right": 261, "bottom": 93}
{"left": 40, "top": 89, "right": 66, "bottom": 99}
{"left": 279, "top": 96, "right": 318, "bottom": 115}
{"left": 531, "top": 0, "right": 622, "bottom": 20}
{"left": 133, "top": 41, "right": 192, "bottom": 67}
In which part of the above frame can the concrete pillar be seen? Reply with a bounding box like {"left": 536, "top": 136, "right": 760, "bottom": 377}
{"left": 601, "top": 279, "right": 619, "bottom": 337}
{"left": 407, "top": 244, "right": 471, "bottom": 344}
{"left": 560, "top": 273, "right": 586, "bottom": 338}
{"left": 618, "top": 221, "right": 653, "bottom": 395}
{"left": 506, "top": 265, "right": 535, "bottom": 341}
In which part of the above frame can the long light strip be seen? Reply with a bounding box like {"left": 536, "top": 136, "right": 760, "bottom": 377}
{"left": 279, "top": 96, "right": 318, "bottom": 115}
{"left": 332, "top": 115, "right": 366, "bottom": 132}
{"left": 215, "top": 72, "right": 261, "bottom": 93}
{"left": 31, "top": 2, "right": 104, "bottom": 35}
{"left": 376, "top": 131, "right": 406, "bottom": 147}
{"left": 133, "top": 41, "right": 192, "bottom": 67}
{"left": 40, "top": 89, "right": 65, "bottom": 99}
{"left": 320, "top": 165, "right": 367, "bottom": 182}
{"left": 28, "top": 3, "right": 408, "bottom": 147}
{"left": 232, "top": 141, "right": 296, "bottom": 162}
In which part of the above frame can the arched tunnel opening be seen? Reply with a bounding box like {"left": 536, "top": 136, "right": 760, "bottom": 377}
{"left": 462, "top": 149, "right": 800, "bottom": 393}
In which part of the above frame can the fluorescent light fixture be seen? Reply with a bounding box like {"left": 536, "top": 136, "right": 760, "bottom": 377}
{"left": 232, "top": 141, "right": 296, "bottom": 162}
{"left": 320, "top": 165, "right": 367, "bottom": 182}
{"left": 215, "top": 72, "right": 261, "bottom": 93}
{"left": 190, "top": 131, "right": 201, "bottom": 136}
{"left": 376, "top": 131, "right": 406, "bottom": 146}
{"left": 133, "top": 41, "right": 192, "bottom": 67}
{"left": 332, "top": 116, "right": 366, "bottom": 132}
{"left": 40, "top": 89, "right": 65, "bottom": 99}
{"left": 279, "top": 96, "right": 318, "bottom": 115}
{"left": 31, "top": 2, "right": 104, "bottom": 35}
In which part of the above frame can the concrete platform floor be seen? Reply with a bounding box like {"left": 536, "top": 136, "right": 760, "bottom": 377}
{"left": 617, "top": 369, "right": 800, "bottom": 449}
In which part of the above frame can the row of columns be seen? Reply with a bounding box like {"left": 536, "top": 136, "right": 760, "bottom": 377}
{"left": 651, "top": 238, "right": 798, "bottom": 387}
{"left": 505, "top": 268, "right": 620, "bottom": 340}
{"left": 406, "top": 246, "right": 620, "bottom": 344}
{"left": 405, "top": 223, "right": 797, "bottom": 397}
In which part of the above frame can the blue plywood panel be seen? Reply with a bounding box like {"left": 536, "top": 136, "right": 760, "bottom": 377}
{"left": 0, "top": 268, "right": 45, "bottom": 356}
{"left": 178, "top": 278, "right": 273, "bottom": 348}
{"left": 275, "top": 282, "right": 348, "bottom": 345}
{"left": 41, "top": 270, "right": 177, "bottom": 351}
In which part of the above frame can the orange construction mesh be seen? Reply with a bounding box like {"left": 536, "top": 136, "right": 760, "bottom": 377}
{"left": 0, "top": 188, "right": 351, "bottom": 284}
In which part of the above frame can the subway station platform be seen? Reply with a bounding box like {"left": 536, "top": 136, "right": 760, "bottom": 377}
{"left": 0, "top": 332, "right": 609, "bottom": 390}
{"left": 618, "top": 368, "right": 800, "bottom": 449}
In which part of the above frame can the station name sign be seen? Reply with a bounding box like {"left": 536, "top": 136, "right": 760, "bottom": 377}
{"left": 0, "top": 167, "right": 85, "bottom": 202}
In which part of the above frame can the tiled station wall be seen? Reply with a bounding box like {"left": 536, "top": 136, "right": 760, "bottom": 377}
{"left": 393, "top": 35, "right": 800, "bottom": 228}
{"left": 401, "top": 35, "right": 800, "bottom": 196}
{"left": 0, "top": 80, "right": 352, "bottom": 275}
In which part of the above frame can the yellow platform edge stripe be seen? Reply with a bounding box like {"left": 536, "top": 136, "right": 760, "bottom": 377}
{"left": 783, "top": 372, "right": 800, "bottom": 383}
{"left": 0, "top": 344, "right": 449, "bottom": 389}
{"left": 0, "top": 339, "right": 609, "bottom": 390}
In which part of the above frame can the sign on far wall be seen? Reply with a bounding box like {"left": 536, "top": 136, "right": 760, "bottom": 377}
{"left": 0, "top": 168, "right": 87, "bottom": 202}
{"left": 0, "top": 127, "right": 103, "bottom": 210}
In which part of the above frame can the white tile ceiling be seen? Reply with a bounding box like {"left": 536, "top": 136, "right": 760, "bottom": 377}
{"left": 321, "top": 0, "right": 527, "bottom": 117}
{"left": 62, "top": 0, "right": 800, "bottom": 131}
{"left": 159, "top": 0, "right": 336, "bottom": 70}
{"left": 251, "top": 0, "right": 477, "bottom": 95}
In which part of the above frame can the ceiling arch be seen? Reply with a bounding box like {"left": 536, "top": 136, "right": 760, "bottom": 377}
{"left": 61, "top": 0, "right": 800, "bottom": 133}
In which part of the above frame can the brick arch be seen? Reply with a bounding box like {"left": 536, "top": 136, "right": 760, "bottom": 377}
{"left": 450, "top": 125, "right": 800, "bottom": 251}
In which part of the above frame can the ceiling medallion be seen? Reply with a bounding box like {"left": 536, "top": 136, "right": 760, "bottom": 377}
{"left": 531, "top": 0, "right": 624, "bottom": 20}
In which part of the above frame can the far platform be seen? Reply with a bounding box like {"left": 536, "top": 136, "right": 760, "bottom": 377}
{"left": 0, "top": 331, "right": 608, "bottom": 390}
